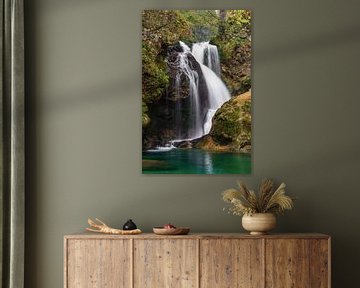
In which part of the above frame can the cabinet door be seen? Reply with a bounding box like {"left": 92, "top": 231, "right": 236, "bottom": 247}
{"left": 200, "top": 239, "right": 264, "bottom": 288}
{"left": 266, "top": 239, "right": 309, "bottom": 287}
{"left": 309, "top": 239, "right": 330, "bottom": 288}
{"left": 134, "top": 239, "right": 198, "bottom": 288}
{"left": 66, "top": 239, "right": 131, "bottom": 288}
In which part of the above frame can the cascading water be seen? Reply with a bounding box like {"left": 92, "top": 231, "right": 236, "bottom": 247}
{"left": 192, "top": 42, "right": 221, "bottom": 76}
{"left": 200, "top": 64, "right": 230, "bottom": 135}
{"left": 174, "top": 43, "right": 202, "bottom": 139}
{"left": 192, "top": 42, "right": 230, "bottom": 135}
{"left": 173, "top": 41, "right": 230, "bottom": 141}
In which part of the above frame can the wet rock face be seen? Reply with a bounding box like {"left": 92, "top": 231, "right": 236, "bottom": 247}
{"left": 210, "top": 91, "right": 251, "bottom": 152}
{"left": 167, "top": 41, "right": 186, "bottom": 54}
{"left": 143, "top": 44, "right": 210, "bottom": 148}
{"left": 167, "top": 51, "right": 208, "bottom": 102}
{"left": 194, "top": 90, "right": 252, "bottom": 153}
{"left": 176, "top": 141, "right": 193, "bottom": 149}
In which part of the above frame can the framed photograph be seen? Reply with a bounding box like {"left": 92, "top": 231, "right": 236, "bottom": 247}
{"left": 142, "top": 10, "right": 251, "bottom": 174}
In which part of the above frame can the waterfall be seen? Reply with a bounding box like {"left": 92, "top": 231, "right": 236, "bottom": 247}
{"left": 175, "top": 42, "right": 203, "bottom": 139}
{"left": 192, "top": 42, "right": 221, "bottom": 76}
{"left": 200, "top": 64, "right": 230, "bottom": 135}
{"left": 173, "top": 41, "right": 230, "bottom": 141}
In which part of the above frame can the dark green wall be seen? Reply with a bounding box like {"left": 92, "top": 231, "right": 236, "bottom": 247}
{"left": 25, "top": 0, "right": 360, "bottom": 287}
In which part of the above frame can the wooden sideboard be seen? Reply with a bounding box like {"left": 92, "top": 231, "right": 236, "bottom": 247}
{"left": 64, "top": 233, "right": 330, "bottom": 288}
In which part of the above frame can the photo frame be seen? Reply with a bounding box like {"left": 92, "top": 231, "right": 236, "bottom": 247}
{"left": 142, "top": 10, "right": 252, "bottom": 174}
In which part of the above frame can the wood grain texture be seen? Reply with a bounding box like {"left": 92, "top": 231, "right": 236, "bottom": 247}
{"left": 65, "top": 233, "right": 330, "bottom": 240}
{"left": 66, "top": 239, "right": 131, "bottom": 288}
{"left": 64, "top": 234, "right": 331, "bottom": 288}
{"left": 133, "top": 239, "right": 197, "bottom": 288}
{"left": 200, "top": 239, "right": 264, "bottom": 288}
{"left": 265, "top": 239, "right": 310, "bottom": 288}
{"left": 310, "top": 239, "right": 330, "bottom": 288}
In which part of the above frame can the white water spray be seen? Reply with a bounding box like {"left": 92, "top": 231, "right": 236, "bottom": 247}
{"left": 172, "top": 41, "right": 230, "bottom": 140}
{"left": 154, "top": 41, "right": 230, "bottom": 150}
{"left": 192, "top": 42, "right": 221, "bottom": 76}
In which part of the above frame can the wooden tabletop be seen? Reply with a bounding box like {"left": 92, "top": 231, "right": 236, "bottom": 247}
{"left": 65, "top": 232, "right": 330, "bottom": 240}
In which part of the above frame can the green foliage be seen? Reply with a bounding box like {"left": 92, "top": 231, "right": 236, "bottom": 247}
{"left": 142, "top": 10, "right": 191, "bottom": 105}
{"left": 142, "top": 44, "right": 169, "bottom": 103}
{"left": 142, "top": 10, "right": 191, "bottom": 45}
{"left": 142, "top": 10, "right": 252, "bottom": 105}
{"left": 178, "top": 10, "right": 220, "bottom": 41}
{"left": 142, "top": 10, "right": 252, "bottom": 147}
{"left": 142, "top": 102, "right": 150, "bottom": 127}
{"left": 214, "top": 10, "right": 251, "bottom": 58}
{"left": 212, "top": 10, "right": 251, "bottom": 95}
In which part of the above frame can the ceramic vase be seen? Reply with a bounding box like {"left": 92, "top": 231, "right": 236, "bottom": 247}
{"left": 242, "top": 213, "right": 276, "bottom": 235}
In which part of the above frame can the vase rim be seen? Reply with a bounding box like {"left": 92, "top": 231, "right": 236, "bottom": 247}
{"left": 243, "top": 212, "right": 276, "bottom": 216}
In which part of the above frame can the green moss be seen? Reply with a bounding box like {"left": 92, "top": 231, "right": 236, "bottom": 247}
{"left": 211, "top": 10, "right": 251, "bottom": 96}
{"left": 142, "top": 10, "right": 194, "bottom": 105}
{"left": 142, "top": 44, "right": 169, "bottom": 104}
{"left": 209, "top": 93, "right": 251, "bottom": 152}
{"left": 142, "top": 10, "right": 252, "bottom": 149}
{"left": 142, "top": 102, "right": 151, "bottom": 127}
